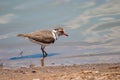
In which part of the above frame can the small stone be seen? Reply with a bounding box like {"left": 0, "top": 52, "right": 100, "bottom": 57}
{"left": 51, "top": 63, "right": 55, "bottom": 65}
{"left": 29, "top": 64, "right": 35, "bottom": 68}
{"left": 32, "top": 70, "right": 36, "bottom": 73}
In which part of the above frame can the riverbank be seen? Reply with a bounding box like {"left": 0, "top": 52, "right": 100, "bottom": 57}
{"left": 0, "top": 63, "right": 120, "bottom": 80}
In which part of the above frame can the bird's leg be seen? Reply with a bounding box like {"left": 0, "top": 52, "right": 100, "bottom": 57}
{"left": 44, "top": 51, "right": 48, "bottom": 57}
{"left": 41, "top": 45, "right": 45, "bottom": 58}
{"left": 41, "top": 45, "right": 47, "bottom": 58}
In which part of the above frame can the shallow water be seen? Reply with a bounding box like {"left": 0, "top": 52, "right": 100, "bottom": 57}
{"left": 0, "top": 44, "right": 120, "bottom": 68}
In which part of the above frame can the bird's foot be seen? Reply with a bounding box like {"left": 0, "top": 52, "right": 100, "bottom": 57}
{"left": 43, "top": 53, "right": 47, "bottom": 58}
{"left": 44, "top": 52, "right": 48, "bottom": 57}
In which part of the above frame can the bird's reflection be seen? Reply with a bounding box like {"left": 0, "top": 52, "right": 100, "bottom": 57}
{"left": 10, "top": 52, "right": 59, "bottom": 67}
{"left": 40, "top": 57, "right": 45, "bottom": 67}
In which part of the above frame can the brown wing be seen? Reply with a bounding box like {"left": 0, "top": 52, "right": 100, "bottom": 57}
{"left": 27, "top": 30, "right": 55, "bottom": 43}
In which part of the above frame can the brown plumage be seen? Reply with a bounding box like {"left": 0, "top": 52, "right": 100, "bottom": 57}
{"left": 18, "top": 30, "right": 55, "bottom": 44}
{"left": 17, "top": 27, "right": 68, "bottom": 58}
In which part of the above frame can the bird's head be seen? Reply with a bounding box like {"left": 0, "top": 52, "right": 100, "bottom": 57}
{"left": 53, "top": 27, "right": 68, "bottom": 37}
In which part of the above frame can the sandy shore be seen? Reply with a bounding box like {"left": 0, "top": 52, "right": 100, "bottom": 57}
{"left": 0, "top": 63, "right": 120, "bottom": 80}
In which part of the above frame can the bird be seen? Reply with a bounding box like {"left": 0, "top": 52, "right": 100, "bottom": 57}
{"left": 17, "top": 27, "right": 68, "bottom": 58}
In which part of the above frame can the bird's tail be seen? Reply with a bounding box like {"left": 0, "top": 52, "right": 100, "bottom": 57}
{"left": 17, "top": 34, "right": 29, "bottom": 38}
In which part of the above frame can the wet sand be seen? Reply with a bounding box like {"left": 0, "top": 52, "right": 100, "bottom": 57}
{"left": 0, "top": 63, "right": 120, "bottom": 80}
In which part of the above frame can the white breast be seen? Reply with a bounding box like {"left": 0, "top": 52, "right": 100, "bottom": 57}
{"left": 52, "top": 30, "right": 58, "bottom": 40}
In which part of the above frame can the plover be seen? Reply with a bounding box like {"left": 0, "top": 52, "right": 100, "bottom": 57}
{"left": 17, "top": 27, "right": 68, "bottom": 58}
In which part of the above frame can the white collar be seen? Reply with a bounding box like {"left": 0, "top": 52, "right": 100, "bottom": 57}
{"left": 52, "top": 30, "right": 58, "bottom": 40}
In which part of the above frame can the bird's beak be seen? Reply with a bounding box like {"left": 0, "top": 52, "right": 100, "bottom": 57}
{"left": 63, "top": 31, "right": 69, "bottom": 36}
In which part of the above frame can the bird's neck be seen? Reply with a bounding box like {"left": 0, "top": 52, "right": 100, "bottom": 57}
{"left": 52, "top": 30, "right": 58, "bottom": 40}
